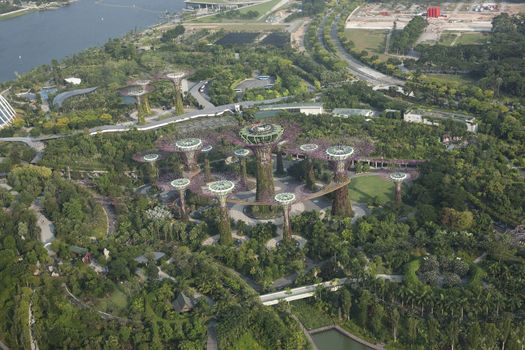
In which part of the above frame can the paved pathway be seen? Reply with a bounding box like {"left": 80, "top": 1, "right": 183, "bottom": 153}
{"left": 206, "top": 320, "right": 218, "bottom": 350}
{"left": 31, "top": 201, "right": 55, "bottom": 256}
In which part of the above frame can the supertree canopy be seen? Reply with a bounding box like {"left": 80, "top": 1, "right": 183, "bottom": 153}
{"left": 390, "top": 172, "right": 408, "bottom": 206}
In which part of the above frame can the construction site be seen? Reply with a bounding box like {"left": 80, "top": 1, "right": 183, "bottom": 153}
{"left": 345, "top": 2, "right": 525, "bottom": 46}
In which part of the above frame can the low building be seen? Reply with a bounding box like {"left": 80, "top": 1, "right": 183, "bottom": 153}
{"left": 332, "top": 108, "right": 374, "bottom": 118}
{"left": 404, "top": 111, "right": 439, "bottom": 126}
{"left": 173, "top": 292, "right": 195, "bottom": 313}
{"left": 259, "top": 103, "right": 324, "bottom": 115}
{"left": 466, "top": 118, "right": 479, "bottom": 133}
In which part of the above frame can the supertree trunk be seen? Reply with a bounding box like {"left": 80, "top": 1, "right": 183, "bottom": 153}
{"left": 253, "top": 145, "right": 275, "bottom": 203}
{"left": 143, "top": 94, "right": 151, "bottom": 114}
{"left": 275, "top": 147, "right": 285, "bottom": 176}
{"left": 282, "top": 205, "right": 292, "bottom": 241}
{"left": 395, "top": 182, "right": 402, "bottom": 206}
{"left": 146, "top": 163, "right": 158, "bottom": 183}
{"left": 179, "top": 190, "right": 188, "bottom": 221}
{"left": 239, "top": 158, "right": 248, "bottom": 189}
{"left": 181, "top": 151, "right": 198, "bottom": 172}
{"left": 136, "top": 98, "right": 146, "bottom": 125}
{"left": 204, "top": 157, "right": 212, "bottom": 183}
{"left": 174, "top": 89, "right": 184, "bottom": 116}
{"left": 332, "top": 161, "right": 353, "bottom": 217}
{"left": 218, "top": 197, "right": 232, "bottom": 244}
{"left": 305, "top": 158, "right": 316, "bottom": 191}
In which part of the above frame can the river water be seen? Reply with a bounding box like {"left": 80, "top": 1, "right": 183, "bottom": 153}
{"left": 0, "top": 0, "right": 185, "bottom": 82}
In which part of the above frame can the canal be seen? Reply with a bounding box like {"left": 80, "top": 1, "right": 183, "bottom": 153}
{"left": 312, "top": 328, "right": 374, "bottom": 350}
{"left": 0, "top": 0, "right": 185, "bottom": 82}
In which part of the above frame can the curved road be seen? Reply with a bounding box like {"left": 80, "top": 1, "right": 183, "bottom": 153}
{"left": 328, "top": 13, "right": 405, "bottom": 87}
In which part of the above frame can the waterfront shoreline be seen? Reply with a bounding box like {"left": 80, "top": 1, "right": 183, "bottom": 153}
{"left": 0, "top": 0, "right": 74, "bottom": 21}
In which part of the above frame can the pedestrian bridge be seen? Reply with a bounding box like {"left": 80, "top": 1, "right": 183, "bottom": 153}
{"left": 260, "top": 278, "right": 348, "bottom": 306}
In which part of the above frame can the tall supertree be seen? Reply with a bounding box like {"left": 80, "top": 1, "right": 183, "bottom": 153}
{"left": 390, "top": 172, "right": 408, "bottom": 207}
{"left": 166, "top": 72, "right": 185, "bottom": 115}
{"left": 158, "top": 137, "right": 203, "bottom": 175}
{"left": 234, "top": 148, "right": 251, "bottom": 189}
{"left": 325, "top": 145, "right": 354, "bottom": 217}
{"left": 299, "top": 143, "right": 319, "bottom": 191}
{"left": 238, "top": 123, "right": 284, "bottom": 203}
{"left": 274, "top": 192, "right": 296, "bottom": 241}
{"left": 208, "top": 180, "right": 235, "bottom": 244}
{"left": 170, "top": 178, "right": 191, "bottom": 220}
{"left": 132, "top": 151, "right": 162, "bottom": 184}
{"left": 121, "top": 84, "right": 152, "bottom": 125}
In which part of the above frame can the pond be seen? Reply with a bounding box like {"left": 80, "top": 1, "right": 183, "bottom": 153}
{"left": 311, "top": 329, "right": 374, "bottom": 350}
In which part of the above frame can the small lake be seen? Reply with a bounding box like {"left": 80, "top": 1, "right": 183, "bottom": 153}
{"left": 312, "top": 329, "right": 374, "bottom": 350}
{"left": 0, "top": 0, "right": 185, "bottom": 82}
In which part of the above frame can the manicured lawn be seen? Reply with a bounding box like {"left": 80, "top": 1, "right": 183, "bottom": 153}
{"left": 291, "top": 300, "right": 334, "bottom": 330}
{"left": 344, "top": 29, "right": 387, "bottom": 56}
{"left": 231, "top": 332, "right": 265, "bottom": 350}
{"left": 455, "top": 32, "right": 487, "bottom": 45}
{"left": 348, "top": 175, "right": 394, "bottom": 204}
{"left": 423, "top": 73, "right": 475, "bottom": 86}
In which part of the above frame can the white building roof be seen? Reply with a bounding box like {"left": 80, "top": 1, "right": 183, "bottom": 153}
{"left": 65, "top": 77, "right": 82, "bottom": 85}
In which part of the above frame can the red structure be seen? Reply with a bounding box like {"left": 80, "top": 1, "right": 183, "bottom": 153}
{"left": 427, "top": 6, "right": 441, "bottom": 18}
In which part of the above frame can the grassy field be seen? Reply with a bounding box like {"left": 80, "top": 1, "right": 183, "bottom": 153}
{"left": 344, "top": 29, "right": 388, "bottom": 58}
{"left": 438, "top": 32, "right": 487, "bottom": 46}
{"left": 455, "top": 32, "right": 487, "bottom": 45}
{"left": 348, "top": 175, "right": 394, "bottom": 204}
{"left": 423, "top": 73, "right": 475, "bottom": 86}
{"left": 291, "top": 300, "right": 334, "bottom": 330}
{"left": 231, "top": 333, "right": 265, "bottom": 350}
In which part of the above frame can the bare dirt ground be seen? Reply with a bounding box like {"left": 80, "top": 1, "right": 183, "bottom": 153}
{"left": 346, "top": 2, "right": 523, "bottom": 44}
{"left": 290, "top": 19, "right": 310, "bottom": 52}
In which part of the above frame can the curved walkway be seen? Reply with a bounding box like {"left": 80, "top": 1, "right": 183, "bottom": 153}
{"left": 53, "top": 87, "right": 97, "bottom": 108}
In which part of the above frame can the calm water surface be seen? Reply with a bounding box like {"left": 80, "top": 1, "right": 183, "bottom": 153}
{"left": 312, "top": 329, "right": 373, "bottom": 350}
{"left": 0, "top": 0, "right": 185, "bottom": 82}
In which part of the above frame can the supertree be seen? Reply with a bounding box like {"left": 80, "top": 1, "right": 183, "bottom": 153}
{"left": 170, "top": 178, "right": 191, "bottom": 220}
{"left": 132, "top": 151, "right": 162, "bottom": 183}
{"left": 299, "top": 143, "right": 319, "bottom": 191}
{"left": 208, "top": 180, "right": 236, "bottom": 244}
{"left": 274, "top": 192, "right": 296, "bottom": 241}
{"left": 158, "top": 137, "right": 203, "bottom": 175}
{"left": 201, "top": 145, "right": 213, "bottom": 182}
{"left": 166, "top": 72, "right": 185, "bottom": 115}
{"left": 390, "top": 172, "right": 408, "bottom": 207}
{"left": 234, "top": 148, "right": 251, "bottom": 189}
{"left": 238, "top": 123, "right": 284, "bottom": 203}
{"left": 325, "top": 145, "right": 354, "bottom": 217}
{"left": 120, "top": 82, "right": 153, "bottom": 124}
